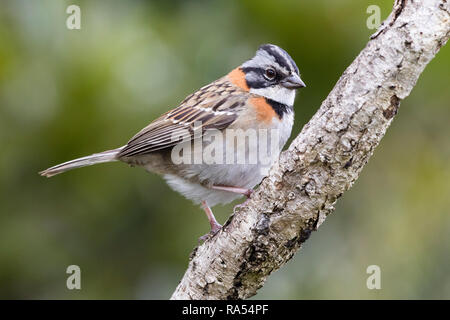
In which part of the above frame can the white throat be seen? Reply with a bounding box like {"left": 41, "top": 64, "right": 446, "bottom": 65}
{"left": 249, "top": 86, "right": 296, "bottom": 106}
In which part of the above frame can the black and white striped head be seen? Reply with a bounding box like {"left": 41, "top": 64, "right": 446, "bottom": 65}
{"left": 241, "top": 44, "right": 305, "bottom": 106}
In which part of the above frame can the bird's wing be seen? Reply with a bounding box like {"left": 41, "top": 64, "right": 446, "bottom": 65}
{"left": 117, "top": 78, "right": 248, "bottom": 158}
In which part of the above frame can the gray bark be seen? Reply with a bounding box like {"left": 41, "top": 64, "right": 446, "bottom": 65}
{"left": 171, "top": 0, "right": 450, "bottom": 300}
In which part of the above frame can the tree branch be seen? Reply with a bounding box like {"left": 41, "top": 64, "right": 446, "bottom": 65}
{"left": 171, "top": 0, "right": 450, "bottom": 300}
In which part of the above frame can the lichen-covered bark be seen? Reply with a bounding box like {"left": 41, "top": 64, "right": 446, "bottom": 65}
{"left": 171, "top": 0, "right": 450, "bottom": 300}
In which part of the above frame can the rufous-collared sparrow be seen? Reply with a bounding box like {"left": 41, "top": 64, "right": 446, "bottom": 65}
{"left": 40, "top": 44, "right": 306, "bottom": 240}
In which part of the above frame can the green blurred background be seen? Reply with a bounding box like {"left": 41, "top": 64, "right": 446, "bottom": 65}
{"left": 0, "top": 0, "right": 449, "bottom": 299}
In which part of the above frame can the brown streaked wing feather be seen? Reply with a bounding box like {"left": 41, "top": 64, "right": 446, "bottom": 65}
{"left": 117, "top": 78, "right": 248, "bottom": 158}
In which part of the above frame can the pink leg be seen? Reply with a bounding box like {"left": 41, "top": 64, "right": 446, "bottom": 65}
{"left": 211, "top": 185, "right": 253, "bottom": 198}
{"left": 199, "top": 200, "right": 222, "bottom": 243}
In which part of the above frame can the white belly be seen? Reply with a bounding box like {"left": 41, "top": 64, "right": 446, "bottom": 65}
{"left": 162, "top": 110, "right": 294, "bottom": 207}
{"left": 164, "top": 163, "right": 263, "bottom": 207}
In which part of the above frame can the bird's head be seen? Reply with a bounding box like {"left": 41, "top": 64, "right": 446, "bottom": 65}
{"left": 240, "top": 44, "right": 305, "bottom": 106}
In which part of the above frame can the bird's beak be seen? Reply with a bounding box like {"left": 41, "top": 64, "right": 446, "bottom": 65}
{"left": 281, "top": 74, "right": 306, "bottom": 89}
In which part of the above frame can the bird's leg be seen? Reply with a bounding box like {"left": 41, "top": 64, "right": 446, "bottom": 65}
{"left": 198, "top": 200, "right": 222, "bottom": 243}
{"left": 211, "top": 185, "right": 254, "bottom": 213}
{"left": 199, "top": 186, "right": 253, "bottom": 242}
{"left": 211, "top": 185, "right": 253, "bottom": 198}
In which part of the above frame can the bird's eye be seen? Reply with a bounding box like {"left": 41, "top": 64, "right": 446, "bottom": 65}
{"left": 264, "top": 68, "right": 276, "bottom": 80}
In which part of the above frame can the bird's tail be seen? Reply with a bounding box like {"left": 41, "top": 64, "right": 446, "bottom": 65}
{"left": 39, "top": 147, "right": 123, "bottom": 178}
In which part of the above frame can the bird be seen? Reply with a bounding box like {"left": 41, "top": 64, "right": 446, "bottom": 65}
{"left": 39, "top": 44, "right": 306, "bottom": 241}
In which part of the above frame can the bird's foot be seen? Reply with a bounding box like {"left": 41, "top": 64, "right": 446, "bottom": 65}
{"left": 198, "top": 222, "right": 222, "bottom": 243}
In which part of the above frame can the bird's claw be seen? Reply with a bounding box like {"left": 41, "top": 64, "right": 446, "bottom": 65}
{"left": 198, "top": 223, "right": 222, "bottom": 244}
